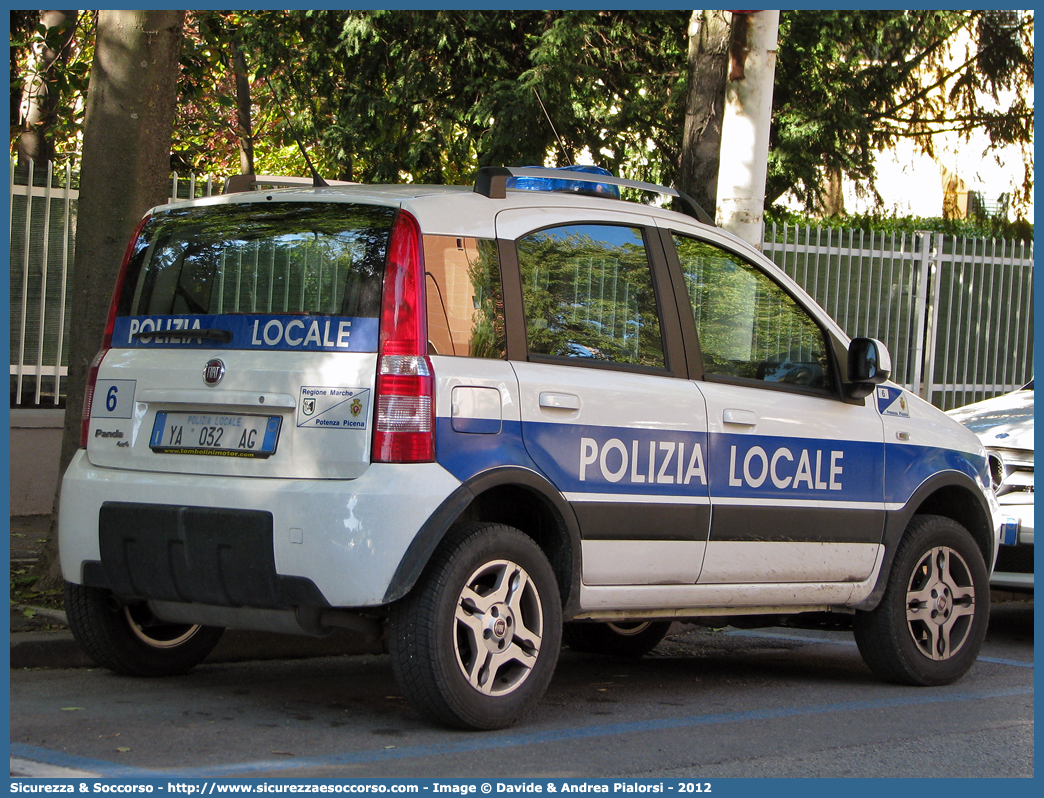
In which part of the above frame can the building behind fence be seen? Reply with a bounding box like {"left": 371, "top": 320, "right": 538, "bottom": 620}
{"left": 10, "top": 158, "right": 1035, "bottom": 411}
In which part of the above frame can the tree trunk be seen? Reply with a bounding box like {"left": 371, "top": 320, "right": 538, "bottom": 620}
{"left": 715, "top": 11, "right": 780, "bottom": 248}
{"left": 17, "top": 9, "right": 79, "bottom": 168}
{"left": 816, "top": 165, "right": 846, "bottom": 216}
{"left": 230, "top": 36, "right": 254, "bottom": 175}
{"left": 38, "top": 10, "right": 185, "bottom": 587}
{"left": 677, "top": 10, "right": 732, "bottom": 215}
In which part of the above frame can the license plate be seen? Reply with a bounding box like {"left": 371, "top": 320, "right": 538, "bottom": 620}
{"left": 150, "top": 412, "right": 281, "bottom": 458}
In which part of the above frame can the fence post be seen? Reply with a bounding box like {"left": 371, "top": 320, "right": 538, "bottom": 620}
{"left": 16, "top": 158, "right": 36, "bottom": 405}
{"left": 920, "top": 233, "right": 944, "bottom": 403}
{"left": 909, "top": 231, "right": 934, "bottom": 399}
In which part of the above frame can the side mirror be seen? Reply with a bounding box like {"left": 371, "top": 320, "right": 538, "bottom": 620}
{"left": 847, "top": 337, "right": 892, "bottom": 399}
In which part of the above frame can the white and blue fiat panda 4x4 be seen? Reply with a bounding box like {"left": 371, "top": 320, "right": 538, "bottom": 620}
{"left": 61, "top": 166, "right": 1002, "bottom": 729}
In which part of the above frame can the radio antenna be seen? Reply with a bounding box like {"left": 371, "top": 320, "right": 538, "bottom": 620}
{"left": 533, "top": 88, "right": 572, "bottom": 166}
{"left": 263, "top": 75, "right": 328, "bottom": 188}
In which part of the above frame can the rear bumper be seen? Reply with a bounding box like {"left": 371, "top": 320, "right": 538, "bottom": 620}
{"left": 58, "top": 449, "right": 461, "bottom": 607}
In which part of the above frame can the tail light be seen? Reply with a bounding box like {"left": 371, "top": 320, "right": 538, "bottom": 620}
{"left": 79, "top": 349, "right": 107, "bottom": 449}
{"left": 372, "top": 210, "right": 435, "bottom": 463}
{"left": 80, "top": 215, "right": 150, "bottom": 448}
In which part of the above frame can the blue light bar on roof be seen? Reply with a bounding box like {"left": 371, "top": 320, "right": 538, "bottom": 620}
{"left": 506, "top": 165, "right": 621, "bottom": 198}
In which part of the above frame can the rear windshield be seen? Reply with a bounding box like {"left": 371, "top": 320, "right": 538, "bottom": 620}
{"left": 113, "top": 202, "right": 395, "bottom": 352}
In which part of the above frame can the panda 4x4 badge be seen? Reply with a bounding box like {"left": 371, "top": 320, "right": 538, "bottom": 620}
{"left": 877, "top": 386, "right": 910, "bottom": 418}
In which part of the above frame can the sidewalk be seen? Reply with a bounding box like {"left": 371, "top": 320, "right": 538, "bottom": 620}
{"left": 10, "top": 515, "right": 385, "bottom": 670}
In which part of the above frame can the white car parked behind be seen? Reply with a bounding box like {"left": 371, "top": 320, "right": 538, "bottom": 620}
{"left": 949, "top": 381, "right": 1034, "bottom": 591}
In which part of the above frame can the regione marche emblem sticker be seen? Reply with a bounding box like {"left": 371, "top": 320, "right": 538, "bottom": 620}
{"left": 297, "top": 387, "right": 370, "bottom": 430}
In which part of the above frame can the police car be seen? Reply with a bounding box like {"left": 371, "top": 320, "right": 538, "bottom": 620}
{"left": 59, "top": 166, "right": 1002, "bottom": 730}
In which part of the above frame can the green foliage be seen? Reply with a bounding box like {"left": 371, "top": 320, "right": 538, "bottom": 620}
{"left": 12, "top": 9, "right": 1032, "bottom": 221}
{"left": 772, "top": 10, "right": 1034, "bottom": 214}
{"left": 10, "top": 10, "right": 95, "bottom": 163}
{"left": 173, "top": 11, "right": 242, "bottom": 172}
{"left": 235, "top": 10, "right": 519, "bottom": 182}
{"left": 765, "top": 207, "right": 1034, "bottom": 244}
{"left": 506, "top": 10, "right": 689, "bottom": 185}
{"left": 187, "top": 10, "right": 691, "bottom": 186}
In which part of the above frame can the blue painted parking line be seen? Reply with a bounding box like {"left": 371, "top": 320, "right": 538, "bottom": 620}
{"left": 977, "top": 655, "right": 1035, "bottom": 668}
{"left": 11, "top": 684, "right": 1034, "bottom": 779}
{"left": 10, "top": 744, "right": 166, "bottom": 779}
{"left": 726, "top": 629, "right": 1035, "bottom": 668}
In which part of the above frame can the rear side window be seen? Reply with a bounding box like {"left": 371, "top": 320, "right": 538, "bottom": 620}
{"left": 114, "top": 202, "right": 396, "bottom": 352}
{"left": 423, "top": 235, "right": 505, "bottom": 359}
{"left": 517, "top": 224, "right": 664, "bottom": 369}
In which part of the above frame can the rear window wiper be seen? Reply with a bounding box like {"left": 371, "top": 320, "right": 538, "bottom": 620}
{"left": 132, "top": 328, "right": 233, "bottom": 343}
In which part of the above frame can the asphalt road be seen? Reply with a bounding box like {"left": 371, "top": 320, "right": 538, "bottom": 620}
{"left": 10, "top": 600, "right": 1033, "bottom": 781}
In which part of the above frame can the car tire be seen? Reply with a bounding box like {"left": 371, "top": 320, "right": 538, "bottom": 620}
{"left": 64, "top": 581, "right": 224, "bottom": 677}
{"left": 388, "top": 522, "right": 562, "bottom": 730}
{"left": 563, "top": 621, "right": 672, "bottom": 657}
{"left": 853, "top": 515, "right": 989, "bottom": 686}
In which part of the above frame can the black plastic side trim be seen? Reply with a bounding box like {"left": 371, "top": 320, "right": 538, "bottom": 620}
{"left": 574, "top": 502, "right": 711, "bottom": 542}
{"left": 81, "top": 560, "right": 108, "bottom": 589}
{"left": 711, "top": 504, "right": 883, "bottom": 544}
{"left": 381, "top": 483, "right": 477, "bottom": 605}
{"left": 382, "top": 467, "right": 583, "bottom": 615}
{"left": 853, "top": 471, "right": 995, "bottom": 611}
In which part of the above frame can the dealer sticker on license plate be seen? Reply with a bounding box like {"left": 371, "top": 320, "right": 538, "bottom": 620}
{"left": 150, "top": 412, "right": 282, "bottom": 458}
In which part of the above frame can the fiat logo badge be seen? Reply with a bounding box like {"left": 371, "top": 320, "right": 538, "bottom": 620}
{"left": 203, "top": 358, "right": 225, "bottom": 386}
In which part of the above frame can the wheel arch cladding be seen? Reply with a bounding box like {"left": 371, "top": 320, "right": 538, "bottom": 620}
{"left": 912, "top": 483, "right": 995, "bottom": 569}
{"left": 382, "top": 467, "right": 582, "bottom": 614}
{"left": 856, "top": 471, "right": 996, "bottom": 611}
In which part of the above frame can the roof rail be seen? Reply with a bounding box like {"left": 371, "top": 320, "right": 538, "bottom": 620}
{"left": 473, "top": 166, "right": 714, "bottom": 226}
{"left": 222, "top": 174, "right": 357, "bottom": 194}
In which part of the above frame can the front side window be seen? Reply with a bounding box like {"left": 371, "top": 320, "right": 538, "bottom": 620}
{"left": 518, "top": 224, "right": 664, "bottom": 369}
{"left": 673, "top": 234, "right": 834, "bottom": 391}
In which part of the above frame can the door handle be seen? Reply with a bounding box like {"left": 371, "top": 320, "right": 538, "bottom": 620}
{"left": 723, "top": 408, "right": 758, "bottom": 427}
{"left": 539, "top": 392, "right": 581, "bottom": 411}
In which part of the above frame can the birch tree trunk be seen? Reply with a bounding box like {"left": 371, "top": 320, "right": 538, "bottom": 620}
{"left": 17, "top": 9, "right": 79, "bottom": 167}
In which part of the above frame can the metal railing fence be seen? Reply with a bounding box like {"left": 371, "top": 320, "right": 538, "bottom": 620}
{"left": 10, "top": 158, "right": 219, "bottom": 405}
{"left": 9, "top": 159, "right": 1035, "bottom": 410}
{"left": 764, "top": 223, "right": 1034, "bottom": 410}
